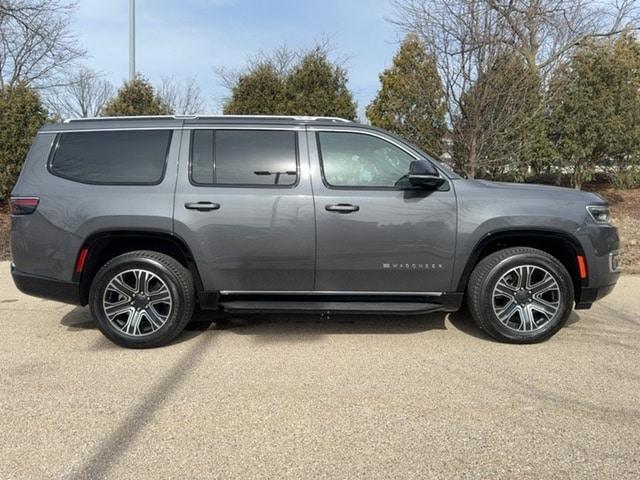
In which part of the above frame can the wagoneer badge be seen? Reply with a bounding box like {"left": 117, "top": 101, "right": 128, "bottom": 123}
{"left": 383, "top": 263, "right": 443, "bottom": 270}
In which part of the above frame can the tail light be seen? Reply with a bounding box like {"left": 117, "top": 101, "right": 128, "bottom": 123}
{"left": 9, "top": 197, "right": 39, "bottom": 215}
{"left": 75, "top": 247, "right": 89, "bottom": 273}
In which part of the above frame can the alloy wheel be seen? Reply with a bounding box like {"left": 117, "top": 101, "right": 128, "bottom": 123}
{"left": 492, "top": 265, "right": 561, "bottom": 332}
{"left": 102, "top": 269, "right": 173, "bottom": 336}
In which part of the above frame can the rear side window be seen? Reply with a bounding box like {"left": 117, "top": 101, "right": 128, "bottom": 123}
{"left": 191, "top": 130, "right": 298, "bottom": 186}
{"left": 50, "top": 130, "right": 172, "bottom": 185}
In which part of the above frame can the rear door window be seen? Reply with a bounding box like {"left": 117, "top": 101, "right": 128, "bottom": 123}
{"left": 190, "top": 129, "right": 298, "bottom": 186}
{"left": 50, "top": 130, "right": 172, "bottom": 185}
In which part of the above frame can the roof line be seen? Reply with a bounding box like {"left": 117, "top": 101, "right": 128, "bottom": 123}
{"left": 64, "top": 115, "right": 352, "bottom": 123}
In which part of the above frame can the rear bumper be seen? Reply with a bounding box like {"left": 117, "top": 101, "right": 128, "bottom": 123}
{"left": 11, "top": 264, "right": 81, "bottom": 305}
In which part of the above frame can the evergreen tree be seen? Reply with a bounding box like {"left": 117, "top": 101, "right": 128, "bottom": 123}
{"left": 605, "top": 36, "right": 640, "bottom": 188}
{"left": 102, "top": 76, "right": 172, "bottom": 117}
{"left": 223, "top": 63, "right": 286, "bottom": 115}
{"left": 366, "top": 35, "right": 446, "bottom": 155}
{"left": 0, "top": 83, "right": 47, "bottom": 200}
{"left": 284, "top": 47, "right": 357, "bottom": 120}
{"left": 549, "top": 36, "right": 640, "bottom": 189}
{"left": 222, "top": 46, "right": 357, "bottom": 120}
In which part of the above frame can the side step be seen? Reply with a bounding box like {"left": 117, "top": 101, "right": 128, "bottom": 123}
{"left": 219, "top": 300, "right": 443, "bottom": 315}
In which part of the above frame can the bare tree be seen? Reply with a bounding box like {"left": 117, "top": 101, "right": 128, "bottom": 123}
{"left": 0, "top": 0, "right": 85, "bottom": 88}
{"left": 45, "top": 67, "right": 114, "bottom": 118}
{"left": 158, "top": 76, "right": 205, "bottom": 115}
{"left": 452, "top": 52, "right": 550, "bottom": 179}
{"left": 483, "top": 0, "right": 639, "bottom": 78}
{"left": 389, "top": 0, "right": 639, "bottom": 178}
{"left": 390, "top": 1, "right": 516, "bottom": 176}
{"left": 391, "top": 0, "right": 638, "bottom": 89}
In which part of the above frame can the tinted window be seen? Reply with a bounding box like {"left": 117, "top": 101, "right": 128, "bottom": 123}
{"left": 191, "top": 130, "right": 214, "bottom": 184}
{"left": 318, "top": 132, "right": 415, "bottom": 188}
{"left": 51, "top": 130, "right": 172, "bottom": 184}
{"left": 191, "top": 130, "right": 297, "bottom": 186}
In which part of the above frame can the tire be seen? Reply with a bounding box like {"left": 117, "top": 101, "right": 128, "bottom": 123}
{"left": 467, "top": 247, "right": 574, "bottom": 343}
{"left": 89, "top": 250, "right": 195, "bottom": 348}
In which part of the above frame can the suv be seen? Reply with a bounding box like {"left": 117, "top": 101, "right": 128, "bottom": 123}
{"left": 10, "top": 115, "right": 620, "bottom": 348}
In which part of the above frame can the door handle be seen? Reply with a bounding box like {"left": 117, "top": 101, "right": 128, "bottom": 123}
{"left": 325, "top": 203, "right": 359, "bottom": 213}
{"left": 185, "top": 201, "right": 220, "bottom": 211}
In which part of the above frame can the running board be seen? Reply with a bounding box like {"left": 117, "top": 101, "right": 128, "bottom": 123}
{"left": 219, "top": 300, "right": 444, "bottom": 315}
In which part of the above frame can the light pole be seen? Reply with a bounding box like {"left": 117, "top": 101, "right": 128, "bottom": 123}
{"left": 129, "top": 0, "right": 135, "bottom": 81}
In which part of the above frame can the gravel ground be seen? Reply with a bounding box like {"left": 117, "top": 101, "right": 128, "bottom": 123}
{"left": 599, "top": 188, "right": 640, "bottom": 273}
{"left": 0, "top": 263, "right": 639, "bottom": 480}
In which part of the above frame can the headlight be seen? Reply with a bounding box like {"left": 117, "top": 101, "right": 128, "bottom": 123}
{"left": 586, "top": 205, "right": 611, "bottom": 224}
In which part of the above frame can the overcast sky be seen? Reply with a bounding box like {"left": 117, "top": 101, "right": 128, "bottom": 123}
{"left": 71, "top": 0, "right": 403, "bottom": 117}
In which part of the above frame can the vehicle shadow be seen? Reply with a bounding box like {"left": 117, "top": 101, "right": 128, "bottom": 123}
{"left": 195, "top": 308, "right": 493, "bottom": 344}
{"left": 60, "top": 306, "right": 96, "bottom": 330}
{"left": 208, "top": 308, "right": 582, "bottom": 344}
{"left": 447, "top": 308, "right": 582, "bottom": 340}
{"left": 217, "top": 312, "right": 445, "bottom": 334}
{"left": 59, "top": 306, "right": 218, "bottom": 349}
{"left": 566, "top": 311, "right": 582, "bottom": 326}
{"left": 447, "top": 308, "right": 493, "bottom": 341}
{"left": 62, "top": 304, "right": 562, "bottom": 346}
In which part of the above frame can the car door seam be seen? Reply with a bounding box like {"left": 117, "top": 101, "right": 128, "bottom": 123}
{"left": 306, "top": 126, "right": 319, "bottom": 291}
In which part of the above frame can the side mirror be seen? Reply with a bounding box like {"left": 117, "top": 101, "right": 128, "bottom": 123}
{"left": 408, "top": 160, "right": 446, "bottom": 189}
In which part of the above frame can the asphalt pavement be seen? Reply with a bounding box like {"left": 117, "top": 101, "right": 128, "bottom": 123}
{"left": 1, "top": 262, "right": 639, "bottom": 479}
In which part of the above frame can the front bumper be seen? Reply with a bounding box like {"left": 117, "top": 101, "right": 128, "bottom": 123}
{"left": 575, "top": 224, "right": 621, "bottom": 309}
{"left": 575, "top": 283, "right": 617, "bottom": 309}
{"left": 11, "top": 264, "right": 81, "bottom": 305}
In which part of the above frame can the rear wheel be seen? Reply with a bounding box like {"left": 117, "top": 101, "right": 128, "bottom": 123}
{"left": 89, "top": 250, "right": 195, "bottom": 348}
{"left": 467, "top": 247, "right": 574, "bottom": 343}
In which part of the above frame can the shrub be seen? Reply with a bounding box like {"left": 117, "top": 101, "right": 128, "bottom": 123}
{"left": 0, "top": 83, "right": 47, "bottom": 200}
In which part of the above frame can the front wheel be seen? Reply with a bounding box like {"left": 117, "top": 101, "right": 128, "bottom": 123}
{"left": 467, "top": 247, "right": 574, "bottom": 343}
{"left": 89, "top": 251, "right": 195, "bottom": 348}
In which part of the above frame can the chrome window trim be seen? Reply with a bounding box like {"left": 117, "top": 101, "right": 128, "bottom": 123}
{"left": 46, "top": 126, "right": 305, "bottom": 134}
{"left": 187, "top": 128, "right": 301, "bottom": 188}
{"left": 308, "top": 126, "right": 452, "bottom": 180}
{"left": 45, "top": 127, "right": 179, "bottom": 133}
{"left": 309, "top": 127, "right": 420, "bottom": 160}
{"left": 185, "top": 126, "right": 304, "bottom": 131}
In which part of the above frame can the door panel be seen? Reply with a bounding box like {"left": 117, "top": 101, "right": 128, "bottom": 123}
{"left": 174, "top": 128, "right": 315, "bottom": 292}
{"left": 309, "top": 129, "right": 457, "bottom": 293}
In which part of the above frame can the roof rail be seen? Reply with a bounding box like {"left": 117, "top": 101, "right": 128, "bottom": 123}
{"left": 64, "top": 115, "right": 179, "bottom": 123}
{"left": 64, "top": 115, "right": 352, "bottom": 123}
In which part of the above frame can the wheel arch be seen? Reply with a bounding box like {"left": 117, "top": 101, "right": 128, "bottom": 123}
{"left": 74, "top": 230, "right": 205, "bottom": 306}
{"left": 456, "top": 228, "right": 585, "bottom": 301}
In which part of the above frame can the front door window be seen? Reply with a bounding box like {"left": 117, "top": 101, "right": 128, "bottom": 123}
{"left": 317, "top": 131, "right": 415, "bottom": 188}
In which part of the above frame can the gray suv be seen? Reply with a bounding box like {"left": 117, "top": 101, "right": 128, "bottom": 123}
{"left": 10, "top": 115, "right": 620, "bottom": 348}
